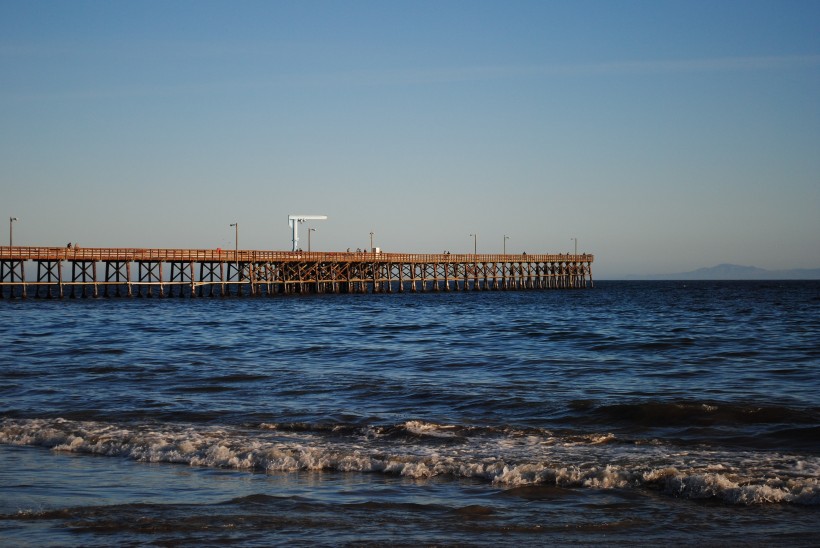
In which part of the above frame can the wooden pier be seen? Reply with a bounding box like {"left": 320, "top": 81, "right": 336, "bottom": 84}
{"left": 0, "top": 247, "right": 593, "bottom": 298}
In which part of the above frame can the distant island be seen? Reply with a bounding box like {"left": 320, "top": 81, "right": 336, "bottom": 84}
{"left": 636, "top": 264, "right": 820, "bottom": 280}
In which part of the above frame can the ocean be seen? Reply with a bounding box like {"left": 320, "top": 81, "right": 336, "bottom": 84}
{"left": 1, "top": 281, "right": 818, "bottom": 546}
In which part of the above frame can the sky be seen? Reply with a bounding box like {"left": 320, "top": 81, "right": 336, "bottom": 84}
{"left": 2, "top": 0, "right": 818, "bottom": 278}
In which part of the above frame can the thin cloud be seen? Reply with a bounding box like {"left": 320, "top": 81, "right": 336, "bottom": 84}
{"left": 3, "top": 54, "right": 818, "bottom": 101}
{"left": 576, "top": 54, "right": 820, "bottom": 75}
{"left": 359, "top": 54, "right": 820, "bottom": 85}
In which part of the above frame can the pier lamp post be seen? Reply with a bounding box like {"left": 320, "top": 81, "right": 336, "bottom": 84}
{"left": 369, "top": 231, "right": 374, "bottom": 252}
{"left": 503, "top": 235, "right": 509, "bottom": 255}
{"left": 571, "top": 237, "right": 577, "bottom": 256}
{"left": 9, "top": 217, "right": 18, "bottom": 247}
{"left": 308, "top": 228, "right": 316, "bottom": 253}
{"left": 230, "top": 223, "right": 238, "bottom": 265}
{"left": 469, "top": 234, "right": 477, "bottom": 255}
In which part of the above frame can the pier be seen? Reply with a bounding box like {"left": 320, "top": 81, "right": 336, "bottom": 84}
{"left": 0, "top": 247, "right": 593, "bottom": 298}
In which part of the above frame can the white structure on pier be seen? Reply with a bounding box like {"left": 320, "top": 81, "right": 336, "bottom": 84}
{"left": 288, "top": 215, "right": 327, "bottom": 251}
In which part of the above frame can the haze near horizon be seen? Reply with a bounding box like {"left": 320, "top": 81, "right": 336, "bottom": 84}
{"left": 2, "top": 0, "right": 818, "bottom": 279}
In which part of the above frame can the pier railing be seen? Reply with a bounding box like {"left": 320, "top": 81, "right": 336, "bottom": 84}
{"left": 1, "top": 246, "right": 591, "bottom": 264}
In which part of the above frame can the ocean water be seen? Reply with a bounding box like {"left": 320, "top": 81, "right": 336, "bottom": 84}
{"left": 1, "top": 281, "right": 818, "bottom": 546}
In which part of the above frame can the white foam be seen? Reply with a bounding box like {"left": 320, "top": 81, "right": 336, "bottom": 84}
{"left": 403, "top": 420, "right": 458, "bottom": 438}
{"left": 2, "top": 417, "right": 818, "bottom": 505}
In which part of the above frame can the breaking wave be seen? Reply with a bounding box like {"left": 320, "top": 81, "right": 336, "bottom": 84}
{"left": 2, "top": 417, "right": 817, "bottom": 506}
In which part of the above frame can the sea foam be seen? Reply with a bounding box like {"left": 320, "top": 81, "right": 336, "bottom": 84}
{"left": 1, "top": 417, "right": 817, "bottom": 505}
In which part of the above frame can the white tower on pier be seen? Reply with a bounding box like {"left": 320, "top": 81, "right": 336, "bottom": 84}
{"left": 288, "top": 215, "right": 327, "bottom": 251}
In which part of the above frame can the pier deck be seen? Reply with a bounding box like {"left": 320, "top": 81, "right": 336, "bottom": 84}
{"left": 0, "top": 247, "right": 593, "bottom": 298}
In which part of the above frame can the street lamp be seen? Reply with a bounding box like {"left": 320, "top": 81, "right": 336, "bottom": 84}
{"left": 230, "top": 223, "right": 238, "bottom": 265}
{"left": 469, "top": 233, "right": 477, "bottom": 255}
{"left": 369, "top": 231, "right": 374, "bottom": 252}
{"left": 503, "top": 234, "right": 509, "bottom": 255}
{"left": 571, "top": 237, "right": 577, "bottom": 255}
{"left": 9, "top": 217, "right": 18, "bottom": 247}
{"left": 308, "top": 228, "right": 316, "bottom": 252}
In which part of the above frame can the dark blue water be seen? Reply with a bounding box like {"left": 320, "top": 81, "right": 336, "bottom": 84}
{"left": 1, "top": 281, "right": 819, "bottom": 545}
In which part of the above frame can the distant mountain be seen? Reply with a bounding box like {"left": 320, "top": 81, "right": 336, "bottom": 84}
{"left": 640, "top": 263, "right": 820, "bottom": 280}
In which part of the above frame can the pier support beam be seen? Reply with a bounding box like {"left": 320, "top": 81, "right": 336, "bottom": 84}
{"left": 70, "top": 260, "right": 97, "bottom": 298}
{"left": 136, "top": 261, "right": 162, "bottom": 297}
{"left": 169, "top": 262, "right": 194, "bottom": 297}
{"left": 104, "top": 261, "right": 130, "bottom": 297}
{"left": 35, "top": 259, "right": 62, "bottom": 298}
{"left": 0, "top": 259, "right": 26, "bottom": 299}
{"left": 198, "top": 262, "right": 221, "bottom": 297}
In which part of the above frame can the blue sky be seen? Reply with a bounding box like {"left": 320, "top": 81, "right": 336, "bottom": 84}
{"left": 2, "top": 0, "right": 818, "bottom": 278}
